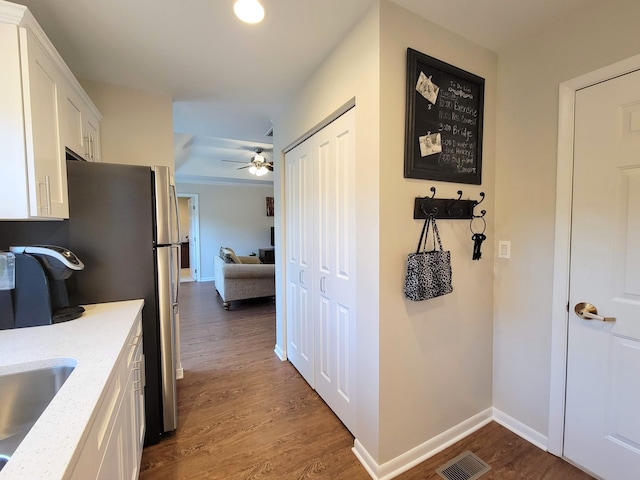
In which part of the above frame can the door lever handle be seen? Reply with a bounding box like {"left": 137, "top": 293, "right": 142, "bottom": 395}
{"left": 574, "top": 302, "right": 615, "bottom": 322}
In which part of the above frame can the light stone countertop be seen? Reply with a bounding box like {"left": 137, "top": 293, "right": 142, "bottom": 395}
{"left": 0, "top": 299, "right": 144, "bottom": 480}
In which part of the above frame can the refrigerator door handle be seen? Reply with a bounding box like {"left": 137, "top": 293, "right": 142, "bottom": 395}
{"left": 172, "top": 244, "right": 180, "bottom": 309}
{"left": 170, "top": 183, "right": 180, "bottom": 245}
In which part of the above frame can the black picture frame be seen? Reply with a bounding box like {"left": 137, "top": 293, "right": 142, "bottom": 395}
{"left": 404, "top": 48, "right": 485, "bottom": 185}
{"left": 266, "top": 196, "right": 274, "bottom": 217}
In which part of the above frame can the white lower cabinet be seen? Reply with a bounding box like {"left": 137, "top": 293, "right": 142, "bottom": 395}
{"left": 70, "top": 315, "right": 145, "bottom": 480}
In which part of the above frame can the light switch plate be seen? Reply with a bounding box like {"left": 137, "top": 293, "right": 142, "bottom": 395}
{"left": 498, "top": 241, "right": 511, "bottom": 259}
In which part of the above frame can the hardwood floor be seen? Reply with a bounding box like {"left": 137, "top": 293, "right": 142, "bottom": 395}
{"left": 140, "top": 281, "right": 592, "bottom": 480}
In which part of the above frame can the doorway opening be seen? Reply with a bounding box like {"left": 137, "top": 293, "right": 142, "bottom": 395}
{"left": 177, "top": 193, "right": 201, "bottom": 283}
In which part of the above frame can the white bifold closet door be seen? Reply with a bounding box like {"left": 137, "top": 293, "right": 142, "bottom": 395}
{"left": 285, "top": 108, "right": 356, "bottom": 434}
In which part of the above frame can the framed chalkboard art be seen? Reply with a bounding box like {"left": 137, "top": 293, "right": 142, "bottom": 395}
{"left": 404, "top": 48, "right": 485, "bottom": 185}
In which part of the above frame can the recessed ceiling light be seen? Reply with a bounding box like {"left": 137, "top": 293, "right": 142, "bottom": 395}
{"left": 234, "top": 0, "right": 265, "bottom": 24}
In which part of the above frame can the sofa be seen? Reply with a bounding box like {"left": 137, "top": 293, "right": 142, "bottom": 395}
{"left": 214, "top": 247, "right": 275, "bottom": 310}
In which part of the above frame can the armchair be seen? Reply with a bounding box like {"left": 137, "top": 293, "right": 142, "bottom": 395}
{"left": 214, "top": 247, "right": 275, "bottom": 310}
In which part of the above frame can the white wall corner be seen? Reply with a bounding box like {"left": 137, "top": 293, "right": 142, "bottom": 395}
{"left": 352, "top": 440, "right": 380, "bottom": 480}
{"left": 492, "top": 408, "right": 548, "bottom": 451}
{"left": 273, "top": 343, "right": 286, "bottom": 361}
{"left": 352, "top": 408, "right": 493, "bottom": 480}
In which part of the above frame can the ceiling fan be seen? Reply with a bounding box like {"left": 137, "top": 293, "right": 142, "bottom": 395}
{"left": 222, "top": 147, "right": 273, "bottom": 176}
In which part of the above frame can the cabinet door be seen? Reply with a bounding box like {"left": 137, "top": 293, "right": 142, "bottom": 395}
{"left": 97, "top": 396, "right": 126, "bottom": 480}
{"left": 20, "top": 29, "right": 68, "bottom": 218}
{"left": 84, "top": 112, "right": 101, "bottom": 162}
{"left": 135, "top": 355, "right": 146, "bottom": 453}
{"left": 129, "top": 334, "right": 145, "bottom": 476}
{"left": 61, "top": 89, "right": 84, "bottom": 159}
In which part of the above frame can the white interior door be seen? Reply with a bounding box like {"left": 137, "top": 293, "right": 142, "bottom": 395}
{"left": 285, "top": 140, "right": 315, "bottom": 386}
{"left": 313, "top": 110, "right": 356, "bottom": 434}
{"left": 565, "top": 69, "right": 640, "bottom": 478}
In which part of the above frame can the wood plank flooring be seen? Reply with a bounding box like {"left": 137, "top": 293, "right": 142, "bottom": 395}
{"left": 139, "top": 281, "right": 592, "bottom": 480}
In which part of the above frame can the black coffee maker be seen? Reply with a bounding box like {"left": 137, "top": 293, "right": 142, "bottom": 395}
{"left": 0, "top": 245, "right": 85, "bottom": 330}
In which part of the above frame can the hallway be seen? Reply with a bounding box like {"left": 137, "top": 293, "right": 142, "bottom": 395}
{"left": 139, "top": 281, "right": 591, "bottom": 479}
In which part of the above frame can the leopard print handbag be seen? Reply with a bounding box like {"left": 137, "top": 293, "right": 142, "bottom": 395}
{"left": 404, "top": 215, "right": 453, "bottom": 301}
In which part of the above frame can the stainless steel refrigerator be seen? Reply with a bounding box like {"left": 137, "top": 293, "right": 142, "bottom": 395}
{"left": 64, "top": 161, "right": 180, "bottom": 444}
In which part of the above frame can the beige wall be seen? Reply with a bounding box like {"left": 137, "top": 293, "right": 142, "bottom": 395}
{"left": 80, "top": 80, "right": 174, "bottom": 170}
{"left": 275, "top": 0, "right": 497, "bottom": 465}
{"left": 378, "top": 1, "right": 496, "bottom": 462}
{"left": 273, "top": 3, "right": 382, "bottom": 460}
{"left": 176, "top": 182, "right": 274, "bottom": 281}
{"left": 493, "top": 0, "right": 640, "bottom": 437}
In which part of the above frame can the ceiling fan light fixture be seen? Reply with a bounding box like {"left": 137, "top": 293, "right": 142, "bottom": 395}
{"left": 249, "top": 165, "right": 258, "bottom": 174}
{"left": 234, "top": 0, "right": 265, "bottom": 24}
{"left": 256, "top": 166, "right": 268, "bottom": 176}
{"left": 253, "top": 153, "right": 265, "bottom": 163}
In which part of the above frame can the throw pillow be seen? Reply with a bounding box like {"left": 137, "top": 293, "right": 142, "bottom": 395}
{"left": 220, "top": 247, "right": 241, "bottom": 264}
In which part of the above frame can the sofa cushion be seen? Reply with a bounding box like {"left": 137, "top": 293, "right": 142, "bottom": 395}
{"left": 220, "top": 247, "right": 241, "bottom": 264}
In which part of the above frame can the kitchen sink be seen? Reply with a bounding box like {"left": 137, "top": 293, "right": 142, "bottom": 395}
{"left": 0, "top": 362, "right": 76, "bottom": 472}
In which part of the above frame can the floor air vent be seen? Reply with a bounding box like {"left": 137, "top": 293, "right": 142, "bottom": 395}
{"left": 435, "top": 450, "right": 491, "bottom": 480}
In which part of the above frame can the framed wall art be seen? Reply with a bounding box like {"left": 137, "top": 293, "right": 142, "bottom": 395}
{"left": 404, "top": 48, "right": 485, "bottom": 185}
{"left": 266, "top": 196, "right": 274, "bottom": 216}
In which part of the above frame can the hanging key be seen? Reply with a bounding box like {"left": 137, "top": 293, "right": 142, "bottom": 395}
{"left": 470, "top": 214, "right": 487, "bottom": 261}
{"left": 472, "top": 233, "right": 486, "bottom": 260}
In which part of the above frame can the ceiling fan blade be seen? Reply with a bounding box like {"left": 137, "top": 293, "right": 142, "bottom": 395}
{"left": 236, "top": 165, "right": 252, "bottom": 170}
{"left": 266, "top": 164, "right": 274, "bottom": 171}
{"left": 222, "top": 159, "right": 248, "bottom": 164}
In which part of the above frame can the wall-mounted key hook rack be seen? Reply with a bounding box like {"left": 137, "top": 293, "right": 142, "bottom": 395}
{"left": 413, "top": 187, "right": 486, "bottom": 220}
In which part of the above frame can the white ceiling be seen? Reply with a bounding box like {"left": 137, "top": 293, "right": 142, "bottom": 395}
{"left": 11, "top": 0, "right": 594, "bottom": 183}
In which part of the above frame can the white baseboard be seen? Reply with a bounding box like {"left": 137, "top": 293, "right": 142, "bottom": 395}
{"left": 274, "top": 344, "right": 286, "bottom": 361}
{"left": 176, "top": 367, "right": 184, "bottom": 380}
{"left": 200, "top": 275, "right": 215, "bottom": 282}
{"left": 353, "top": 408, "right": 493, "bottom": 480}
{"left": 352, "top": 408, "right": 548, "bottom": 480}
{"left": 492, "top": 408, "right": 548, "bottom": 451}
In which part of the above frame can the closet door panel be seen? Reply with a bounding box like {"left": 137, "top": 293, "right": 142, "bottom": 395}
{"left": 285, "top": 142, "right": 314, "bottom": 386}
{"left": 313, "top": 110, "right": 356, "bottom": 434}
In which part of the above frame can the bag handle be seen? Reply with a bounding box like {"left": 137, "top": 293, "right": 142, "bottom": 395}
{"left": 416, "top": 215, "right": 445, "bottom": 253}
{"left": 431, "top": 217, "right": 444, "bottom": 251}
{"left": 415, "top": 215, "right": 431, "bottom": 253}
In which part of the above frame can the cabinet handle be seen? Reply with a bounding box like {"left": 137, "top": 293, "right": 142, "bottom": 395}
{"left": 299, "top": 270, "right": 304, "bottom": 284}
{"left": 89, "top": 134, "right": 94, "bottom": 160}
{"left": 44, "top": 176, "right": 52, "bottom": 215}
{"left": 84, "top": 135, "right": 90, "bottom": 159}
{"left": 141, "top": 353, "right": 146, "bottom": 388}
{"left": 320, "top": 277, "right": 326, "bottom": 294}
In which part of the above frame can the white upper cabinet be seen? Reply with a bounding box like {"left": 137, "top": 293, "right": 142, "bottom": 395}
{"left": 61, "top": 87, "right": 102, "bottom": 162}
{"left": 61, "top": 90, "right": 85, "bottom": 160}
{"left": 0, "top": 1, "right": 102, "bottom": 220}
{"left": 83, "top": 109, "right": 101, "bottom": 162}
